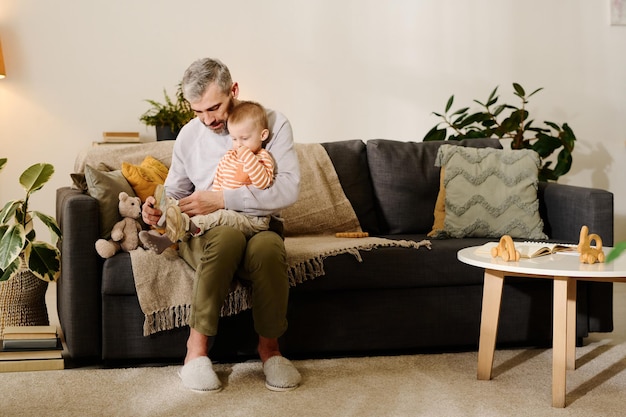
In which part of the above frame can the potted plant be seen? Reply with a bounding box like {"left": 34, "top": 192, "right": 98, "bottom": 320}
{"left": 423, "top": 83, "right": 576, "bottom": 182}
{"left": 139, "top": 84, "right": 195, "bottom": 141}
{"left": 0, "top": 158, "right": 62, "bottom": 330}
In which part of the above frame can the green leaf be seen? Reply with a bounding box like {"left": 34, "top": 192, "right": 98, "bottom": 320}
{"left": 452, "top": 113, "right": 468, "bottom": 126}
{"left": 497, "top": 116, "right": 521, "bottom": 136}
{"left": 487, "top": 86, "right": 498, "bottom": 104}
{"left": 0, "top": 224, "right": 25, "bottom": 270}
{"left": 544, "top": 121, "right": 560, "bottom": 131}
{"left": 423, "top": 126, "right": 447, "bottom": 142}
{"left": 513, "top": 83, "right": 525, "bottom": 97}
{"left": 0, "top": 200, "right": 20, "bottom": 224}
{"left": 463, "top": 130, "right": 489, "bottom": 139}
{"left": 26, "top": 241, "right": 61, "bottom": 282}
{"left": 32, "top": 211, "right": 62, "bottom": 244}
{"left": 491, "top": 104, "right": 506, "bottom": 117}
{"left": 19, "top": 163, "right": 54, "bottom": 196}
{"left": 551, "top": 148, "right": 573, "bottom": 178}
{"left": 528, "top": 87, "right": 543, "bottom": 98}
{"left": 532, "top": 133, "right": 562, "bottom": 157}
{"left": 560, "top": 123, "right": 577, "bottom": 151}
{"left": 606, "top": 241, "right": 626, "bottom": 263}
{"left": 445, "top": 96, "right": 454, "bottom": 113}
{"left": 0, "top": 257, "right": 20, "bottom": 282}
{"left": 451, "top": 107, "right": 469, "bottom": 116}
{"left": 0, "top": 158, "right": 6, "bottom": 172}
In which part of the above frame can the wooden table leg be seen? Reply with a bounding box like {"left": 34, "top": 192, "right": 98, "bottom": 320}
{"left": 566, "top": 279, "right": 577, "bottom": 370}
{"left": 477, "top": 269, "right": 504, "bottom": 380}
{"left": 552, "top": 276, "right": 570, "bottom": 408}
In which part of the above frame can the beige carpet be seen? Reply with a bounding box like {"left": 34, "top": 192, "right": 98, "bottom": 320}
{"left": 1, "top": 285, "right": 626, "bottom": 417}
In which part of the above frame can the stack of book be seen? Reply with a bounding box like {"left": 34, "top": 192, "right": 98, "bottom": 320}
{"left": 0, "top": 325, "right": 64, "bottom": 372}
{"left": 95, "top": 131, "right": 141, "bottom": 145}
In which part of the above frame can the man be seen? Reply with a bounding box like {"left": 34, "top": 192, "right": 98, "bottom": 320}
{"left": 141, "top": 58, "right": 301, "bottom": 392}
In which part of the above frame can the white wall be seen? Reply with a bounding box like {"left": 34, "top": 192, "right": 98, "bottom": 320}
{"left": 1, "top": 0, "right": 625, "bottom": 241}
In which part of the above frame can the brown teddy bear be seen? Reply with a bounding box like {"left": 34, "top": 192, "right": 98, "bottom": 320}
{"left": 95, "top": 191, "right": 143, "bottom": 258}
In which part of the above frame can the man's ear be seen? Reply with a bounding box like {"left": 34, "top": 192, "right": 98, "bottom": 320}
{"left": 231, "top": 82, "right": 239, "bottom": 99}
{"left": 261, "top": 128, "right": 270, "bottom": 141}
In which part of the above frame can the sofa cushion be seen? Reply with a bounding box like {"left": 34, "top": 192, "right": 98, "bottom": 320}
{"left": 434, "top": 145, "right": 547, "bottom": 239}
{"left": 84, "top": 164, "right": 136, "bottom": 239}
{"left": 321, "top": 140, "right": 380, "bottom": 234}
{"left": 366, "top": 139, "right": 501, "bottom": 234}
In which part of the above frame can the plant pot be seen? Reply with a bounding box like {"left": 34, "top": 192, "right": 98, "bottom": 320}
{"left": 0, "top": 269, "right": 49, "bottom": 337}
{"left": 155, "top": 126, "right": 180, "bottom": 141}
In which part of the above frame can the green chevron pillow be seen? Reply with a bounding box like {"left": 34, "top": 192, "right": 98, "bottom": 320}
{"left": 433, "top": 144, "right": 547, "bottom": 239}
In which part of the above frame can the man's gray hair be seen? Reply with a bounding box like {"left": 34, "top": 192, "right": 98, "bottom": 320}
{"left": 181, "top": 58, "right": 233, "bottom": 102}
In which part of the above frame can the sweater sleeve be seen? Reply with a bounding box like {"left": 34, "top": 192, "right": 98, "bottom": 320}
{"left": 238, "top": 147, "right": 274, "bottom": 190}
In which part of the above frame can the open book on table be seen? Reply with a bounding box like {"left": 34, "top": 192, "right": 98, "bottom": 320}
{"left": 476, "top": 241, "right": 578, "bottom": 259}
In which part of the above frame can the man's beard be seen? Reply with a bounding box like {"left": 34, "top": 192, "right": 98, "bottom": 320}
{"left": 205, "top": 121, "right": 227, "bottom": 135}
{"left": 203, "top": 98, "right": 235, "bottom": 135}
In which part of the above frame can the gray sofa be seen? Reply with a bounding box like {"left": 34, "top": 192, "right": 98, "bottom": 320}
{"left": 55, "top": 138, "right": 615, "bottom": 365}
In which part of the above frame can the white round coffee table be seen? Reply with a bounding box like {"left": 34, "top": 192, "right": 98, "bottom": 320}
{"left": 458, "top": 245, "right": 626, "bottom": 408}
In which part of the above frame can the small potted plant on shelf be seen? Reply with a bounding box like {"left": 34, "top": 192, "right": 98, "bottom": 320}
{"left": 139, "top": 83, "right": 195, "bottom": 141}
{"left": 0, "top": 158, "right": 62, "bottom": 330}
{"left": 423, "top": 83, "right": 576, "bottom": 182}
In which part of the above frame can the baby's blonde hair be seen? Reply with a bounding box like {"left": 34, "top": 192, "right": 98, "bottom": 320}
{"left": 228, "top": 101, "right": 269, "bottom": 132}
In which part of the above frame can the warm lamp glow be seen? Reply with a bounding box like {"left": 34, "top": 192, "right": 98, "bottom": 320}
{"left": 0, "top": 40, "right": 6, "bottom": 79}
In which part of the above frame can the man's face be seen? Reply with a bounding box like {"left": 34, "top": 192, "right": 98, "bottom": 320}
{"left": 189, "top": 82, "right": 238, "bottom": 135}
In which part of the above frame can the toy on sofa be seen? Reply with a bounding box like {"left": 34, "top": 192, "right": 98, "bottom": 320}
{"left": 490, "top": 235, "right": 521, "bottom": 262}
{"left": 95, "top": 191, "right": 143, "bottom": 259}
{"left": 577, "top": 225, "right": 605, "bottom": 264}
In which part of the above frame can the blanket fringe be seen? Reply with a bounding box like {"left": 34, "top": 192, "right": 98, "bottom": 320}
{"left": 286, "top": 239, "right": 431, "bottom": 286}
{"left": 143, "top": 304, "right": 192, "bottom": 336}
{"left": 220, "top": 284, "right": 253, "bottom": 317}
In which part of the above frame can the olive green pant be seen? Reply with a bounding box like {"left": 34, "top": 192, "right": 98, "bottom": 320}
{"left": 178, "top": 225, "right": 289, "bottom": 338}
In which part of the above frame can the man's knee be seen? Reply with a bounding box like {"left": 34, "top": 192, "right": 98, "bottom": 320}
{"left": 180, "top": 226, "right": 246, "bottom": 268}
{"left": 246, "top": 232, "right": 286, "bottom": 267}
{"left": 208, "top": 226, "right": 247, "bottom": 253}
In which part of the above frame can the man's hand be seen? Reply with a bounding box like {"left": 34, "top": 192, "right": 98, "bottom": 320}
{"left": 178, "top": 190, "right": 225, "bottom": 216}
{"left": 142, "top": 195, "right": 162, "bottom": 226}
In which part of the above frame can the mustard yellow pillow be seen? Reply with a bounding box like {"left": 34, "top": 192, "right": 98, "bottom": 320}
{"left": 427, "top": 167, "right": 446, "bottom": 237}
{"left": 122, "top": 156, "right": 169, "bottom": 202}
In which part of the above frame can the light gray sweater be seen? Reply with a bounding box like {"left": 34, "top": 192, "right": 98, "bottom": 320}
{"left": 165, "top": 108, "right": 300, "bottom": 217}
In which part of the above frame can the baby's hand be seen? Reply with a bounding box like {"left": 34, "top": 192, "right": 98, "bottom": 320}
{"left": 236, "top": 146, "right": 252, "bottom": 158}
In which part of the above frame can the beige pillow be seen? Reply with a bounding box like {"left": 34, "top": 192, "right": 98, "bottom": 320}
{"left": 84, "top": 164, "right": 136, "bottom": 239}
{"left": 433, "top": 145, "right": 547, "bottom": 239}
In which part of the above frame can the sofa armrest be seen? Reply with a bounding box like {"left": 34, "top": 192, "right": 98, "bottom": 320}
{"left": 56, "top": 187, "right": 102, "bottom": 361}
{"left": 538, "top": 182, "right": 614, "bottom": 246}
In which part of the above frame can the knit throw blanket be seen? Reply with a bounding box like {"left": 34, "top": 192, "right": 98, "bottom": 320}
{"left": 131, "top": 143, "right": 431, "bottom": 336}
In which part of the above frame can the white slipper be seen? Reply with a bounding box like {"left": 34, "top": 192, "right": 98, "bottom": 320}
{"left": 178, "top": 357, "right": 222, "bottom": 392}
{"left": 263, "top": 356, "right": 301, "bottom": 392}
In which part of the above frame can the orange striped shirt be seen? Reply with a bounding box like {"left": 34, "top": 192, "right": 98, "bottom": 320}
{"left": 213, "top": 147, "right": 274, "bottom": 191}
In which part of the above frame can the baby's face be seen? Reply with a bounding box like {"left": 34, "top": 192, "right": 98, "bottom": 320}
{"left": 228, "top": 119, "right": 268, "bottom": 153}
